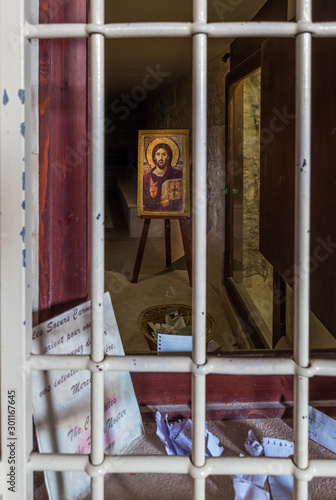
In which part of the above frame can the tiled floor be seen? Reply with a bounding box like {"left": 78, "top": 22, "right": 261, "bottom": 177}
{"left": 34, "top": 417, "right": 336, "bottom": 499}
{"left": 104, "top": 195, "right": 237, "bottom": 353}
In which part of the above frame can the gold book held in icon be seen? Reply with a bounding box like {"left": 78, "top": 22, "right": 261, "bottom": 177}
{"left": 161, "top": 178, "right": 183, "bottom": 200}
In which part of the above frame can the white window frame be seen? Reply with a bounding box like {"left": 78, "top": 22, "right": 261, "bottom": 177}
{"left": 1, "top": 0, "right": 336, "bottom": 498}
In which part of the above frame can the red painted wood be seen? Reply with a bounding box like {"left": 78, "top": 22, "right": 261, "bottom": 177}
{"left": 131, "top": 372, "right": 336, "bottom": 413}
{"left": 39, "top": 0, "right": 89, "bottom": 320}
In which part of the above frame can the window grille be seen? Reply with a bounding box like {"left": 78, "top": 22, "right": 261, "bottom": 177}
{"left": 1, "top": 0, "right": 336, "bottom": 498}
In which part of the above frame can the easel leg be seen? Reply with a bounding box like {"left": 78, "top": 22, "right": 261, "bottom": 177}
{"left": 131, "top": 218, "right": 151, "bottom": 283}
{"left": 165, "top": 219, "right": 172, "bottom": 268}
{"left": 179, "top": 219, "right": 192, "bottom": 286}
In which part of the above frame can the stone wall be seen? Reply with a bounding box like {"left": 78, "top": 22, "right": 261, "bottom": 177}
{"left": 241, "top": 69, "right": 273, "bottom": 334}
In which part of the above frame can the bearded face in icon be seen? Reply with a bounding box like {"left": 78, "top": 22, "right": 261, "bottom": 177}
{"left": 143, "top": 141, "right": 183, "bottom": 212}
{"left": 153, "top": 143, "right": 172, "bottom": 172}
{"left": 149, "top": 143, "right": 173, "bottom": 199}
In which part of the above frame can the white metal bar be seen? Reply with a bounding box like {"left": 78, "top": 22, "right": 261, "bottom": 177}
{"left": 25, "top": 23, "right": 88, "bottom": 38}
{"left": 28, "top": 453, "right": 89, "bottom": 472}
{"left": 0, "top": 0, "right": 33, "bottom": 498}
{"left": 29, "top": 354, "right": 336, "bottom": 376}
{"left": 90, "top": 0, "right": 105, "bottom": 367}
{"left": 27, "top": 453, "right": 296, "bottom": 477}
{"left": 29, "top": 453, "right": 190, "bottom": 474}
{"left": 90, "top": 1, "right": 105, "bottom": 498}
{"left": 100, "top": 22, "right": 192, "bottom": 38}
{"left": 192, "top": 0, "right": 207, "bottom": 384}
{"left": 192, "top": 0, "right": 207, "bottom": 499}
{"left": 25, "top": 21, "right": 336, "bottom": 40}
{"left": 309, "top": 359, "right": 336, "bottom": 376}
{"left": 293, "top": 1, "right": 312, "bottom": 498}
{"left": 29, "top": 453, "right": 336, "bottom": 480}
{"left": 294, "top": 0, "right": 312, "bottom": 371}
{"left": 29, "top": 354, "right": 295, "bottom": 374}
{"left": 27, "top": 0, "right": 39, "bottom": 328}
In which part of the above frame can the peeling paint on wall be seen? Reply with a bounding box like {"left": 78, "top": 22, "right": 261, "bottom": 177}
{"left": 23, "top": 249, "right": 26, "bottom": 267}
{"left": 18, "top": 89, "right": 25, "bottom": 104}
{"left": 20, "top": 122, "right": 25, "bottom": 137}
{"left": 20, "top": 227, "right": 26, "bottom": 243}
{"left": 3, "top": 89, "right": 9, "bottom": 105}
{"left": 22, "top": 172, "right": 25, "bottom": 190}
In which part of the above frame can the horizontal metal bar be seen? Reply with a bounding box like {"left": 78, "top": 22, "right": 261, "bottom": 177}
{"left": 27, "top": 354, "right": 92, "bottom": 371}
{"left": 27, "top": 354, "right": 194, "bottom": 372}
{"left": 309, "top": 359, "right": 336, "bottom": 376}
{"left": 25, "top": 22, "right": 191, "bottom": 39}
{"left": 28, "top": 453, "right": 88, "bottom": 472}
{"left": 27, "top": 355, "right": 336, "bottom": 377}
{"left": 312, "top": 22, "right": 336, "bottom": 37}
{"left": 206, "top": 457, "right": 336, "bottom": 480}
{"left": 25, "top": 21, "right": 336, "bottom": 40}
{"left": 28, "top": 453, "right": 336, "bottom": 479}
{"left": 28, "top": 453, "right": 190, "bottom": 475}
{"left": 208, "top": 21, "right": 336, "bottom": 38}
{"left": 26, "top": 23, "right": 88, "bottom": 38}
{"left": 102, "top": 22, "right": 191, "bottom": 38}
{"left": 208, "top": 357, "right": 296, "bottom": 375}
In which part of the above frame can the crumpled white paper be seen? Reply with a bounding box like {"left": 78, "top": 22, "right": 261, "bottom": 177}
{"left": 155, "top": 412, "right": 224, "bottom": 457}
{"left": 308, "top": 405, "right": 336, "bottom": 453}
{"left": 233, "top": 478, "right": 270, "bottom": 500}
{"left": 244, "top": 429, "right": 264, "bottom": 457}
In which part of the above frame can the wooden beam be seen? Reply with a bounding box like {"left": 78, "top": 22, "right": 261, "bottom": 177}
{"left": 39, "top": 0, "right": 90, "bottom": 321}
{"left": 130, "top": 350, "right": 336, "bottom": 419}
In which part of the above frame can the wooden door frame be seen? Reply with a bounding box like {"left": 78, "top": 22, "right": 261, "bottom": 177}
{"left": 39, "top": 0, "right": 90, "bottom": 322}
{"left": 224, "top": 47, "right": 287, "bottom": 350}
{"left": 224, "top": 49, "right": 271, "bottom": 349}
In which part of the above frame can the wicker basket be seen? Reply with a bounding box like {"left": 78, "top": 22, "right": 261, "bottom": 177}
{"left": 137, "top": 304, "right": 216, "bottom": 351}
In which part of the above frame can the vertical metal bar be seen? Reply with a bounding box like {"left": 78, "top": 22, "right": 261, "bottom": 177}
{"left": 90, "top": 0, "right": 105, "bottom": 497}
{"left": 0, "top": 0, "right": 33, "bottom": 498}
{"left": 293, "top": 0, "right": 312, "bottom": 498}
{"left": 192, "top": 0, "right": 207, "bottom": 498}
{"left": 28, "top": 0, "right": 40, "bottom": 329}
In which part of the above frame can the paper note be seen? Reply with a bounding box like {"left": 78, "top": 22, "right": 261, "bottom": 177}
{"left": 308, "top": 405, "right": 336, "bottom": 453}
{"left": 155, "top": 412, "right": 223, "bottom": 457}
{"left": 32, "top": 292, "right": 144, "bottom": 500}
{"left": 262, "top": 438, "right": 312, "bottom": 500}
{"left": 233, "top": 478, "right": 270, "bottom": 500}
{"left": 262, "top": 438, "right": 294, "bottom": 500}
{"left": 157, "top": 333, "right": 192, "bottom": 352}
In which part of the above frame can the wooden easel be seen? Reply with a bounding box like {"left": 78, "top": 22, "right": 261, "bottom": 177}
{"left": 131, "top": 216, "right": 192, "bottom": 286}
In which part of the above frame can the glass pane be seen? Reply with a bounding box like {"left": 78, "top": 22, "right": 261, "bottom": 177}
{"left": 229, "top": 68, "right": 274, "bottom": 340}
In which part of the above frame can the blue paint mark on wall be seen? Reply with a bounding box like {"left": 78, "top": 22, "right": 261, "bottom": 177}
{"left": 3, "top": 89, "right": 9, "bottom": 105}
{"left": 22, "top": 249, "right": 26, "bottom": 267}
{"left": 20, "top": 227, "right": 26, "bottom": 243}
{"left": 18, "top": 89, "right": 25, "bottom": 104}
{"left": 22, "top": 200, "right": 26, "bottom": 209}
{"left": 20, "top": 122, "right": 25, "bottom": 137}
{"left": 22, "top": 172, "right": 25, "bottom": 190}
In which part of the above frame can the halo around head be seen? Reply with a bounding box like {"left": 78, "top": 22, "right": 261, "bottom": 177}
{"left": 146, "top": 137, "right": 180, "bottom": 168}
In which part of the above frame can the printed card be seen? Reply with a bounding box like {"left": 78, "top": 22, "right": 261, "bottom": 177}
{"left": 32, "top": 292, "right": 144, "bottom": 500}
